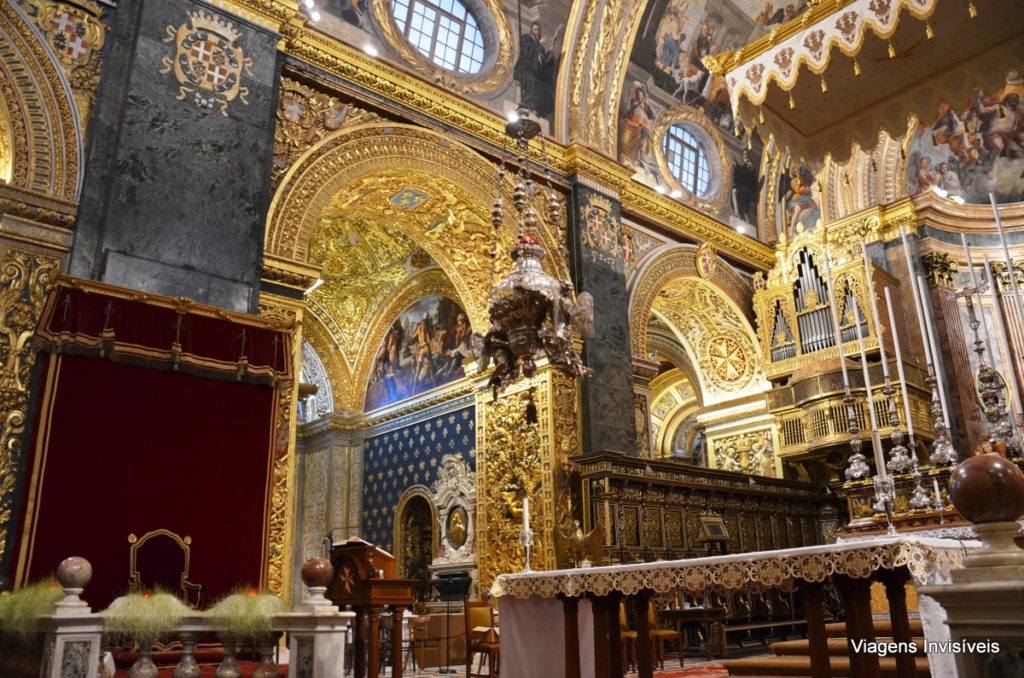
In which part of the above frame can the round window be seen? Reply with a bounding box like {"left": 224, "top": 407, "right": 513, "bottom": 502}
{"left": 390, "top": 0, "right": 485, "bottom": 74}
{"left": 663, "top": 124, "right": 710, "bottom": 197}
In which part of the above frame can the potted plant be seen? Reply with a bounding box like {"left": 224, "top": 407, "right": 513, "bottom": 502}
{"left": 206, "top": 589, "right": 285, "bottom": 678}
{"left": 103, "top": 590, "right": 190, "bottom": 678}
{"left": 0, "top": 579, "right": 64, "bottom": 674}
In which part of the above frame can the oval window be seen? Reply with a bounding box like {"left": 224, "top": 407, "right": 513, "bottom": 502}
{"left": 663, "top": 124, "right": 711, "bottom": 197}
{"left": 391, "top": 0, "right": 486, "bottom": 74}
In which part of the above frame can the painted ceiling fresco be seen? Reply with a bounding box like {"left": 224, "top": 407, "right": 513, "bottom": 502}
{"left": 906, "top": 69, "right": 1024, "bottom": 204}
{"left": 618, "top": 0, "right": 805, "bottom": 231}
{"left": 318, "top": 0, "right": 574, "bottom": 130}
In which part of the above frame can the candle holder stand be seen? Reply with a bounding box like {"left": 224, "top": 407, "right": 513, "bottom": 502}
{"left": 519, "top": 527, "right": 534, "bottom": 573}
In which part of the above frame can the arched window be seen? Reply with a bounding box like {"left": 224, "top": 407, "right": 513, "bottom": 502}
{"left": 663, "top": 124, "right": 710, "bottom": 196}
{"left": 391, "top": 0, "right": 485, "bottom": 74}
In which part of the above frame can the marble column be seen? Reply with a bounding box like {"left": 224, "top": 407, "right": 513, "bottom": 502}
{"left": 70, "top": 0, "right": 282, "bottom": 313}
{"left": 569, "top": 183, "right": 638, "bottom": 454}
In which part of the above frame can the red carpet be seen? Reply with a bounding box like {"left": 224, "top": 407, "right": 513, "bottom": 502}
{"left": 627, "top": 664, "right": 728, "bottom": 678}
{"left": 113, "top": 662, "right": 286, "bottom": 677}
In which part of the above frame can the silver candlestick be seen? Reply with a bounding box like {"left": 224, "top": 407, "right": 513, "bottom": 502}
{"left": 907, "top": 464, "right": 932, "bottom": 510}
{"left": 519, "top": 527, "right": 534, "bottom": 573}
{"left": 871, "top": 474, "right": 898, "bottom": 535}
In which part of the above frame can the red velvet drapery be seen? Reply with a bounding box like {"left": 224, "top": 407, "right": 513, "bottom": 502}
{"left": 15, "top": 278, "right": 292, "bottom": 610}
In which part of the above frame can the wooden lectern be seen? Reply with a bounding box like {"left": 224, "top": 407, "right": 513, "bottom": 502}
{"left": 328, "top": 538, "right": 416, "bottom": 678}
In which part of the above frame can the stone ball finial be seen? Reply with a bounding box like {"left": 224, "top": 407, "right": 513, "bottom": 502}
{"left": 56, "top": 556, "right": 92, "bottom": 590}
{"left": 301, "top": 557, "right": 333, "bottom": 589}
{"left": 949, "top": 454, "right": 1024, "bottom": 524}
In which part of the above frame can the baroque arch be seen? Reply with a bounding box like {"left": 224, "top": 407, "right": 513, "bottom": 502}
{"left": 265, "top": 122, "right": 569, "bottom": 286}
{"left": 628, "top": 244, "right": 754, "bottom": 358}
{"left": 392, "top": 486, "right": 438, "bottom": 580}
{"left": 268, "top": 123, "right": 568, "bottom": 413}
{"left": 0, "top": 1, "right": 83, "bottom": 199}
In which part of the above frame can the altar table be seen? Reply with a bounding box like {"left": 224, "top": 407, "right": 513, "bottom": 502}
{"left": 493, "top": 536, "right": 971, "bottom": 678}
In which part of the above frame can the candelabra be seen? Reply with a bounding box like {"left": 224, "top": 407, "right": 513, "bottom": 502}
{"left": 844, "top": 392, "right": 871, "bottom": 480}
{"left": 871, "top": 474, "right": 898, "bottom": 535}
{"left": 958, "top": 275, "right": 1015, "bottom": 451}
{"left": 907, "top": 465, "right": 932, "bottom": 509}
{"left": 519, "top": 527, "right": 534, "bottom": 573}
{"left": 933, "top": 483, "right": 946, "bottom": 524}
{"left": 926, "top": 370, "right": 958, "bottom": 466}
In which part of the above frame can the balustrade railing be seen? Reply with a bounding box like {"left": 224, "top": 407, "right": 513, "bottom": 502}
{"left": 0, "top": 557, "right": 353, "bottom": 678}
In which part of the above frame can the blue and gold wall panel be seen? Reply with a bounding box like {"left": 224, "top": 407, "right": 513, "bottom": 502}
{"left": 362, "top": 404, "right": 476, "bottom": 553}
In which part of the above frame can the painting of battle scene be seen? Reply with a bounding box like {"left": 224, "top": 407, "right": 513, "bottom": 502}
{"left": 365, "top": 295, "right": 473, "bottom": 411}
{"left": 906, "top": 70, "right": 1024, "bottom": 204}
{"left": 319, "top": 0, "right": 573, "bottom": 128}
{"left": 618, "top": 1, "right": 809, "bottom": 231}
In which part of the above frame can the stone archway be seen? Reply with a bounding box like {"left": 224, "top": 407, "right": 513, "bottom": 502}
{"left": 630, "top": 246, "right": 766, "bottom": 406}
{"left": 393, "top": 487, "right": 438, "bottom": 591}
{"left": 266, "top": 122, "right": 572, "bottom": 412}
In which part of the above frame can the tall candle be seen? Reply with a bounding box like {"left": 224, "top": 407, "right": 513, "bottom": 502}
{"left": 984, "top": 253, "right": 1024, "bottom": 428}
{"left": 824, "top": 252, "right": 851, "bottom": 389}
{"left": 932, "top": 478, "right": 941, "bottom": 505}
{"left": 884, "top": 287, "right": 914, "bottom": 440}
{"left": 917, "top": 274, "right": 952, "bottom": 429}
{"left": 853, "top": 303, "right": 887, "bottom": 478}
{"left": 900, "top": 226, "right": 933, "bottom": 367}
{"left": 522, "top": 497, "right": 530, "bottom": 533}
{"left": 991, "top": 193, "right": 1024, "bottom": 325}
{"left": 862, "top": 243, "right": 891, "bottom": 381}
{"left": 960, "top": 233, "right": 995, "bottom": 358}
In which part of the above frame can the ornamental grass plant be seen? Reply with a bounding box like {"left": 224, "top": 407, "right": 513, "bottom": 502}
{"left": 103, "top": 590, "right": 191, "bottom": 646}
{"left": 206, "top": 589, "right": 285, "bottom": 644}
{"left": 0, "top": 579, "right": 63, "bottom": 642}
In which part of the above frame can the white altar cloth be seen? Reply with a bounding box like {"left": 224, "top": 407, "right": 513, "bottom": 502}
{"left": 493, "top": 536, "right": 973, "bottom": 678}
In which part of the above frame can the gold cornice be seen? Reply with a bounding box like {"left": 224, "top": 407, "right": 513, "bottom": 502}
{"left": 57, "top": 275, "right": 295, "bottom": 331}
{"left": 205, "top": 0, "right": 298, "bottom": 31}
{"left": 262, "top": 253, "right": 321, "bottom": 291}
{"left": 823, "top": 197, "right": 917, "bottom": 244}
{"left": 564, "top": 145, "right": 775, "bottom": 270}
{"left": 912, "top": 190, "right": 1024, "bottom": 232}
{"left": 705, "top": 0, "right": 858, "bottom": 76}
{"left": 280, "top": 28, "right": 774, "bottom": 270}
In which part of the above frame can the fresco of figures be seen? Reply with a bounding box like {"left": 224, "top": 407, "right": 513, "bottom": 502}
{"left": 906, "top": 70, "right": 1024, "bottom": 204}
{"left": 318, "top": 0, "right": 574, "bottom": 127}
{"left": 619, "top": 0, "right": 806, "bottom": 228}
{"left": 365, "top": 295, "right": 473, "bottom": 411}
{"left": 776, "top": 160, "right": 821, "bottom": 238}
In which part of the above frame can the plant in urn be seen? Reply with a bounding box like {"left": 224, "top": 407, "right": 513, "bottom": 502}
{"left": 948, "top": 448, "right": 1024, "bottom": 574}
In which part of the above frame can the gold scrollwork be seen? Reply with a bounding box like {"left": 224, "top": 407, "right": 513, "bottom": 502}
{"left": 369, "top": 0, "right": 512, "bottom": 95}
{"left": 0, "top": 0, "right": 82, "bottom": 199}
{"left": 476, "top": 386, "right": 545, "bottom": 591}
{"left": 273, "top": 77, "right": 385, "bottom": 188}
{"left": 22, "top": 0, "right": 106, "bottom": 133}
{"left": 921, "top": 252, "right": 958, "bottom": 289}
{"left": 629, "top": 245, "right": 755, "bottom": 359}
{"left": 0, "top": 246, "right": 59, "bottom": 564}
{"left": 258, "top": 294, "right": 302, "bottom": 602}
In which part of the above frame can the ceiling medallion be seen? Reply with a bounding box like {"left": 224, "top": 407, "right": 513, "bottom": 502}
{"left": 471, "top": 104, "right": 594, "bottom": 396}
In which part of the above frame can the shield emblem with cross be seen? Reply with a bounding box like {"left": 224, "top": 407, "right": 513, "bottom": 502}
{"left": 37, "top": 4, "right": 104, "bottom": 66}
{"left": 161, "top": 11, "right": 252, "bottom": 116}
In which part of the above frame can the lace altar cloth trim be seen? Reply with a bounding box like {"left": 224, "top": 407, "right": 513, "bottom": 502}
{"left": 492, "top": 536, "right": 970, "bottom": 599}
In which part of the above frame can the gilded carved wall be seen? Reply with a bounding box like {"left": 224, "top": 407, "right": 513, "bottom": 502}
{"left": 0, "top": 245, "right": 59, "bottom": 570}
{"left": 258, "top": 293, "right": 303, "bottom": 601}
{"left": 475, "top": 368, "right": 578, "bottom": 592}
{"left": 16, "top": 0, "right": 106, "bottom": 134}
{"left": 0, "top": 0, "right": 84, "bottom": 200}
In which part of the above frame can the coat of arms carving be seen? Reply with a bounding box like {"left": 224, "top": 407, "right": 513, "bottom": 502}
{"left": 161, "top": 11, "right": 252, "bottom": 116}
